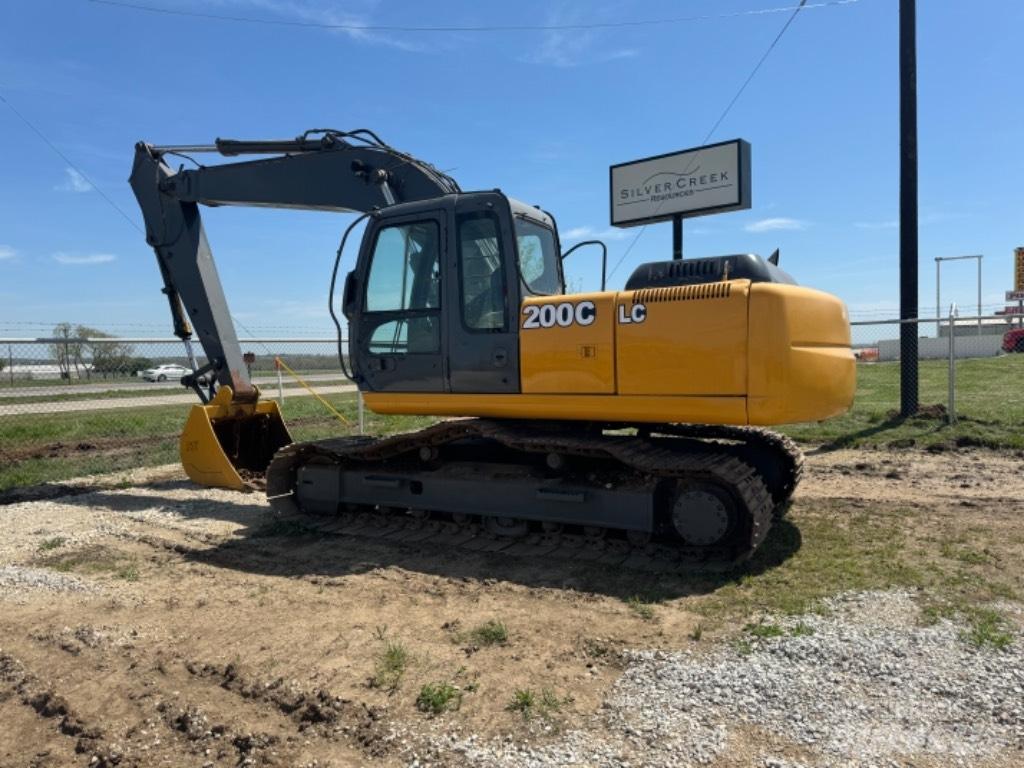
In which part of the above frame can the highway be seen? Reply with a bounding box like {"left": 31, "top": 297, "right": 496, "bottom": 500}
{"left": 2, "top": 382, "right": 359, "bottom": 415}
{"left": 0, "top": 373, "right": 346, "bottom": 399}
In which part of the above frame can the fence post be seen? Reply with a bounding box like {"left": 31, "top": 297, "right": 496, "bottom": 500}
{"left": 358, "top": 390, "right": 365, "bottom": 436}
{"left": 275, "top": 357, "right": 284, "bottom": 405}
{"left": 7, "top": 344, "right": 12, "bottom": 387}
{"left": 947, "top": 303, "right": 957, "bottom": 424}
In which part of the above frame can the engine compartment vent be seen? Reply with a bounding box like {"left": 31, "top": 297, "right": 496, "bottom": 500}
{"left": 632, "top": 283, "right": 732, "bottom": 304}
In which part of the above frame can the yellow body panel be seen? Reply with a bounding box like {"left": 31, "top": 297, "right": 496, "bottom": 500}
{"left": 747, "top": 283, "right": 855, "bottom": 423}
{"left": 179, "top": 386, "right": 290, "bottom": 490}
{"left": 365, "top": 278, "right": 854, "bottom": 427}
{"left": 617, "top": 282, "right": 748, "bottom": 396}
{"left": 520, "top": 291, "right": 616, "bottom": 393}
{"left": 364, "top": 392, "right": 748, "bottom": 425}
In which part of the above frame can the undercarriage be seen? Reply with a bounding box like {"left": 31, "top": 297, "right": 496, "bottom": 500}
{"left": 265, "top": 420, "right": 802, "bottom": 570}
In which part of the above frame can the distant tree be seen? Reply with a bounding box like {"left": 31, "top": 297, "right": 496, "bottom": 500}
{"left": 49, "top": 322, "right": 82, "bottom": 379}
{"left": 76, "top": 325, "right": 135, "bottom": 378}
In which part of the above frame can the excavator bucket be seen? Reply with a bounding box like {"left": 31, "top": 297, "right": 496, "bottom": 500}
{"left": 179, "top": 386, "right": 292, "bottom": 490}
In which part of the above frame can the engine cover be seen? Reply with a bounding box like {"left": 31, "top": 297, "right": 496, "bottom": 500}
{"left": 625, "top": 253, "right": 795, "bottom": 290}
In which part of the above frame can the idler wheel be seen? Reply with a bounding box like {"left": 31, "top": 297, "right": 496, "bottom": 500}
{"left": 670, "top": 484, "right": 736, "bottom": 546}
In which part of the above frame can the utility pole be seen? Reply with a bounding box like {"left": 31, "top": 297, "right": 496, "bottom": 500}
{"left": 672, "top": 214, "right": 683, "bottom": 260}
{"left": 899, "top": 0, "right": 919, "bottom": 416}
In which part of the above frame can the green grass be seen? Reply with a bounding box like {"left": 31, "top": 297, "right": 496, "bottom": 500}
{"left": 37, "top": 536, "right": 66, "bottom": 551}
{"left": 416, "top": 682, "right": 462, "bottom": 715}
{"left": 625, "top": 596, "right": 656, "bottom": 621}
{"left": 505, "top": 687, "right": 568, "bottom": 720}
{"left": 370, "top": 640, "right": 410, "bottom": 691}
{"left": 467, "top": 619, "right": 509, "bottom": 647}
{"left": 38, "top": 545, "right": 140, "bottom": 580}
{"left": 780, "top": 354, "right": 1024, "bottom": 450}
{"left": 744, "top": 621, "right": 785, "bottom": 639}
{"left": 0, "top": 393, "right": 434, "bottom": 491}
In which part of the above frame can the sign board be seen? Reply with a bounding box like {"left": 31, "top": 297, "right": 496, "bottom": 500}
{"left": 1003, "top": 306, "right": 1024, "bottom": 315}
{"left": 1016, "top": 247, "right": 1024, "bottom": 293}
{"left": 1006, "top": 290, "right": 1024, "bottom": 302}
{"left": 609, "top": 139, "right": 751, "bottom": 227}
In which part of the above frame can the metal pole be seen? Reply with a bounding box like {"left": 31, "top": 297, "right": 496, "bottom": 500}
{"left": 276, "top": 359, "right": 284, "bottom": 405}
{"left": 947, "top": 303, "right": 956, "bottom": 424}
{"left": 935, "top": 259, "right": 941, "bottom": 337}
{"left": 358, "top": 390, "right": 365, "bottom": 435}
{"left": 7, "top": 344, "right": 12, "bottom": 387}
{"left": 977, "top": 254, "right": 982, "bottom": 335}
{"left": 899, "top": 0, "right": 919, "bottom": 416}
{"left": 672, "top": 215, "right": 683, "bottom": 260}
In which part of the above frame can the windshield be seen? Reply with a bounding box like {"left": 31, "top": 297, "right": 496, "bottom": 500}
{"left": 514, "top": 217, "right": 562, "bottom": 295}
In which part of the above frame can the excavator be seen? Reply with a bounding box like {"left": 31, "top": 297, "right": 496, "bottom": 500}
{"left": 130, "top": 128, "right": 854, "bottom": 566}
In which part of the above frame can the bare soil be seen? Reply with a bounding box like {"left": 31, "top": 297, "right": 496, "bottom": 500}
{"left": 1, "top": 446, "right": 1022, "bottom": 767}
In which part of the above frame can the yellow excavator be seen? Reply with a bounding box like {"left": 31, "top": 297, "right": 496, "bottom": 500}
{"left": 130, "top": 129, "right": 854, "bottom": 565}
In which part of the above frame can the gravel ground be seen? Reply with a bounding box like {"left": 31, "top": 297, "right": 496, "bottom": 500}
{"left": 0, "top": 565, "right": 98, "bottom": 596}
{"left": 419, "top": 591, "right": 1023, "bottom": 768}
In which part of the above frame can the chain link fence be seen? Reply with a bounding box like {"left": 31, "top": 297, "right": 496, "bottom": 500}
{"left": 3, "top": 316, "right": 1023, "bottom": 490}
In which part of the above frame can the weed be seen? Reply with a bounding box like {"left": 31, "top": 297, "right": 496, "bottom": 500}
{"left": 37, "top": 537, "right": 65, "bottom": 552}
{"left": 689, "top": 623, "right": 704, "bottom": 642}
{"left": 373, "top": 624, "right": 389, "bottom": 642}
{"left": 963, "top": 609, "right": 1013, "bottom": 650}
{"left": 469, "top": 619, "right": 508, "bottom": 646}
{"left": 370, "top": 641, "right": 409, "bottom": 690}
{"left": 789, "top": 621, "right": 815, "bottom": 637}
{"left": 733, "top": 639, "right": 753, "bottom": 656}
{"left": 506, "top": 686, "right": 571, "bottom": 720}
{"left": 507, "top": 688, "right": 536, "bottom": 717}
{"left": 625, "top": 596, "right": 655, "bottom": 621}
{"left": 744, "top": 621, "right": 785, "bottom": 639}
{"left": 416, "top": 682, "right": 461, "bottom": 715}
{"left": 117, "top": 565, "right": 139, "bottom": 582}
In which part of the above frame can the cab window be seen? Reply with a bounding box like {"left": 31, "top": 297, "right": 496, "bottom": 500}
{"left": 458, "top": 211, "right": 507, "bottom": 331}
{"left": 514, "top": 217, "right": 562, "bottom": 295}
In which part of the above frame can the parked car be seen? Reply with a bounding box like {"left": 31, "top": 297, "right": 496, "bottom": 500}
{"left": 141, "top": 363, "right": 207, "bottom": 383}
{"left": 1002, "top": 328, "right": 1024, "bottom": 354}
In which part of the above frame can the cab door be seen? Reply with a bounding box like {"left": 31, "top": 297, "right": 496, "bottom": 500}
{"left": 354, "top": 212, "right": 445, "bottom": 392}
{"left": 444, "top": 196, "right": 520, "bottom": 393}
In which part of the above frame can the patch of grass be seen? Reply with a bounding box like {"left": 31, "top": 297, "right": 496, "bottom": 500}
{"left": 689, "top": 623, "right": 704, "bottom": 641}
{"left": 733, "top": 639, "right": 753, "bottom": 656}
{"left": 416, "top": 682, "right": 461, "bottom": 715}
{"left": 505, "top": 687, "right": 569, "bottom": 720}
{"left": 370, "top": 641, "right": 409, "bottom": 690}
{"left": 790, "top": 621, "right": 815, "bottom": 637}
{"left": 744, "top": 621, "right": 785, "bottom": 639}
{"left": 38, "top": 545, "right": 137, "bottom": 579}
{"left": 468, "top": 619, "right": 509, "bottom": 646}
{"left": 37, "top": 536, "right": 65, "bottom": 552}
{"left": 0, "top": 392, "right": 435, "bottom": 491}
{"left": 940, "top": 542, "right": 992, "bottom": 565}
{"left": 625, "top": 596, "right": 656, "bottom": 621}
{"left": 963, "top": 608, "right": 1014, "bottom": 650}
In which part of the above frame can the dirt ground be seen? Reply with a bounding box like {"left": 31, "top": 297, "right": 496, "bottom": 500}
{"left": 1, "top": 446, "right": 1023, "bottom": 768}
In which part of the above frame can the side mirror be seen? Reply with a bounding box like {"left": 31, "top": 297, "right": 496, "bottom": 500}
{"left": 561, "top": 240, "right": 608, "bottom": 292}
{"left": 342, "top": 271, "right": 358, "bottom": 320}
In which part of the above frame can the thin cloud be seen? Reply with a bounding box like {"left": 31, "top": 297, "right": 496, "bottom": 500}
{"left": 0, "top": 245, "right": 16, "bottom": 261}
{"left": 855, "top": 220, "right": 898, "bottom": 229}
{"left": 56, "top": 167, "right": 92, "bottom": 193}
{"left": 744, "top": 217, "right": 807, "bottom": 233}
{"left": 53, "top": 252, "right": 117, "bottom": 265}
{"left": 562, "top": 226, "right": 630, "bottom": 242}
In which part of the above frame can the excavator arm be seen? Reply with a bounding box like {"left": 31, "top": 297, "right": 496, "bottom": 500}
{"left": 128, "top": 129, "right": 459, "bottom": 488}
{"left": 129, "top": 130, "right": 459, "bottom": 402}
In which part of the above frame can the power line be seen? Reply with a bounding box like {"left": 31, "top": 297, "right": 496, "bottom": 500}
{"left": 88, "top": 0, "right": 857, "bottom": 33}
{"left": 0, "top": 91, "right": 142, "bottom": 234}
{"left": 606, "top": 0, "right": 814, "bottom": 282}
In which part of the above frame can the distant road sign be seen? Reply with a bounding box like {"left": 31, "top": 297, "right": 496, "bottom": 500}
{"left": 1016, "top": 247, "right": 1024, "bottom": 292}
{"left": 1007, "top": 290, "right": 1024, "bottom": 301}
{"left": 1002, "top": 306, "right": 1024, "bottom": 315}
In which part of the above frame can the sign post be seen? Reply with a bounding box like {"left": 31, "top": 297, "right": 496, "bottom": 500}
{"left": 610, "top": 139, "right": 751, "bottom": 263}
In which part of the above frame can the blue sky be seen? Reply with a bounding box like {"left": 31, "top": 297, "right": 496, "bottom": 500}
{"left": 1, "top": 0, "right": 1022, "bottom": 336}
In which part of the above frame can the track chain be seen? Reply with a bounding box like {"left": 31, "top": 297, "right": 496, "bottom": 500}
{"left": 265, "top": 420, "right": 790, "bottom": 571}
